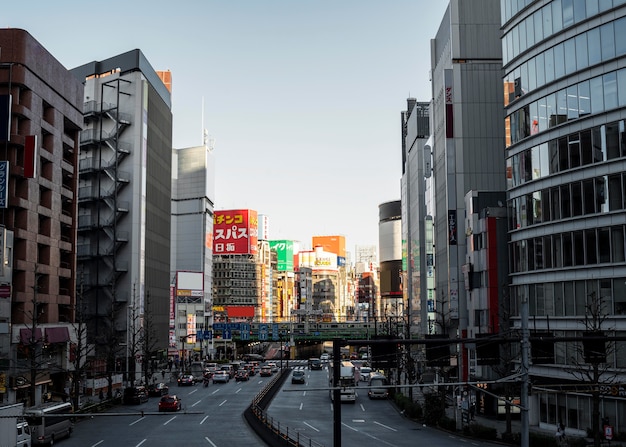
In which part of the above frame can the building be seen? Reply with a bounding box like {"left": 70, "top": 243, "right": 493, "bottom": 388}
{"left": 72, "top": 49, "right": 172, "bottom": 383}
{"left": 171, "top": 142, "right": 215, "bottom": 360}
{"left": 0, "top": 29, "right": 84, "bottom": 405}
{"left": 502, "top": 0, "right": 626, "bottom": 433}
{"left": 401, "top": 99, "right": 430, "bottom": 337}
{"left": 429, "top": 0, "right": 505, "bottom": 381}
{"left": 379, "top": 201, "right": 403, "bottom": 332}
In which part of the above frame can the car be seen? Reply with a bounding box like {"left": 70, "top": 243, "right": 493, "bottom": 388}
{"left": 359, "top": 367, "right": 372, "bottom": 382}
{"left": 235, "top": 370, "right": 250, "bottom": 381}
{"left": 177, "top": 374, "right": 195, "bottom": 386}
{"left": 267, "top": 362, "right": 279, "bottom": 373}
{"left": 259, "top": 366, "right": 272, "bottom": 377}
{"left": 243, "top": 363, "right": 256, "bottom": 376}
{"left": 147, "top": 382, "right": 169, "bottom": 396}
{"left": 123, "top": 386, "right": 148, "bottom": 404}
{"left": 291, "top": 370, "right": 306, "bottom": 384}
{"left": 212, "top": 370, "right": 230, "bottom": 383}
{"left": 320, "top": 353, "right": 330, "bottom": 361}
{"left": 308, "top": 358, "right": 322, "bottom": 370}
{"left": 158, "top": 394, "right": 182, "bottom": 412}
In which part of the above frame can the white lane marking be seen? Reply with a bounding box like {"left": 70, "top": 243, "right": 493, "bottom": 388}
{"left": 192, "top": 400, "right": 202, "bottom": 407}
{"left": 374, "top": 420, "right": 398, "bottom": 431}
{"left": 205, "top": 437, "right": 217, "bottom": 446}
{"left": 163, "top": 416, "right": 176, "bottom": 425}
{"left": 341, "top": 422, "right": 396, "bottom": 446}
{"left": 342, "top": 422, "right": 359, "bottom": 432}
{"left": 188, "top": 388, "right": 198, "bottom": 395}
{"left": 303, "top": 391, "right": 307, "bottom": 397}
{"left": 211, "top": 389, "right": 220, "bottom": 395}
{"left": 135, "top": 440, "right": 147, "bottom": 447}
{"left": 129, "top": 417, "right": 145, "bottom": 426}
{"left": 299, "top": 402, "right": 303, "bottom": 410}
{"left": 303, "top": 421, "right": 319, "bottom": 432}
{"left": 360, "top": 403, "right": 366, "bottom": 411}
{"left": 200, "top": 415, "right": 209, "bottom": 424}
{"left": 236, "top": 388, "right": 242, "bottom": 394}
{"left": 90, "top": 441, "right": 104, "bottom": 447}
{"left": 218, "top": 399, "right": 227, "bottom": 406}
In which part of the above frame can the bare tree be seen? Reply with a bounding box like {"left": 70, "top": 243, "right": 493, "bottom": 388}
{"left": 567, "top": 292, "right": 618, "bottom": 447}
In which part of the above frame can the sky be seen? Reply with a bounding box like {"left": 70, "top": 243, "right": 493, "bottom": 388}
{"left": 4, "top": 0, "right": 449, "bottom": 254}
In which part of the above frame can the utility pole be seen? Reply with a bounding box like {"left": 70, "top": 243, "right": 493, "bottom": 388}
{"left": 29, "top": 269, "right": 42, "bottom": 407}
{"left": 520, "top": 291, "right": 530, "bottom": 447}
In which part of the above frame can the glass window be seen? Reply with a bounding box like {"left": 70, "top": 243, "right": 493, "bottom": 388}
{"left": 587, "top": 27, "right": 602, "bottom": 66}
{"left": 551, "top": 187, "right": 561, "bottom": 220}
{"left": 585, "top": 229, "right": 597, "bottom": 264}
{"left": 567, "top": 85, "right": 579, "bottom": 120}
{"left": 519, "top": 19, "right": 527, "bottom": 54}
{"left": 559, "top": 137, "right": 569, "bottom": 171}
{"left": 616, "top": 17, "right": 626, "bottom": 56}
{"left": 544, "top": 47, "right": 555, "bottom": 84}
{"left": 530, "top": 101, "right": 539, "bottom": 135}
{"left": 609, "top": 174, "right": 623, "bottom": 211}
{"left": 578, "top": 80, "right": 591, "bottom": 116}
{"left": 557, "top": 89, "right": 568, "bottom": 121}
{"left": 553, "top": 234, "right": 563, "bottom": 268}
{"left": 590, "top": 76, "right": 604, "bottom": 113}
{"left": 615, "top": 278, "right": 626, "bottom": 315}
{"left": 533, "top": 191, "right": 543, "bottom": 222}
{"left": 606, "top": 122, "right": 620, "bottom": 159}
{"left": 569, "top": 135, "right": 581, "bottom": 168}
{"left": 536, "top": 52, "right": 546, "bottom": 87}
{"left": 592, "top": 125, "right": 604, "bottom": 162}
{"left": 542, "top": 189, "right": 551, "bottom": 222}
{"left": 544, "top": 234, "right": 553, "bottom": 268}
{"left": 549, "top": 139, "right": 559, "bottom": 173}
{"left": 534, "top": 10, "right": 544, "bottom": 43}
{"left": 512, "top": 25, "right": 519, "bottom": 57}
{"left": 604, "top": 72, "right": 618, "bottom": 110}
{"left": 572, "top": 184, "right": 583, "bottom": 217}
{"left": 612, "top": 227, "right": 625, "bottom": 263}
{"left": 575, "top": 34, "right": 589, "bottom": 71}
{"left": 553, "top": 0, "right": 564, "bottom": 31}
{"left": 546, "top": 93, "right": 557, "bottom": 127}
{"left": 599, "top": 228, "right": 610, "bottom": 262}
{"left": 601, "top": 22, "right": 616, "bottom": 61}
{"left": 526, "top": 15, "right": 535, "bottom": 49}
{"left": 618, "top": 69, "right": 626, "bottom": 107}
{"left": 573, "top": 230, "right": 584, "bottom": 265}
{"left": 573, "top": 0, "right": 586, "bottom": 23}
{"left": 562, "top": 0, "right": 574, "bottom": 27}
{"left": 561, "top": 184, "right": 572, "bottom": 218}
{"left": 538, "top": 96, "right": 548, "bottom": 132}
{"left": 585, "top": 0, "right": 599, "bottom": 16}
{"left": 564, "top": 39, "right": 577, "bottom": 74}
{"left": 583, "top": 179, "right": 595, "bottom": 213}
{"left": 596, "top": 176, "right": 608, "bottom": 213}
{"left": 554, "top": 43, "right": 565, "bottom": 79}
{"left": 580, "top": 129, "right": 592, "bottom": 165}
{"left": 527, "top": 58, "right": 537, "bottom": 92}
{"left": 543, "top": 4, "right": 553, "bottom": 37}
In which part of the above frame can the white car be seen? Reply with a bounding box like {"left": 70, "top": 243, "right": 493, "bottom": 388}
{"left": 359, "top": 366, "right": 372, "bottom": 382}
{"left": 267, "top": 362, "right": 279, "bottom": 373}
{"left": 320, "top": 353, "right": 330, "bottom": 361}
{"left": 212, "top": 370, "right": 230, "bottom": 383}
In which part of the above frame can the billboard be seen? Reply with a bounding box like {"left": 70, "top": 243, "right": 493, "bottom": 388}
{"left": 213, "top": 209, "right": 258, "bottom": 255}
{"left": 269, "top": 240, "right": 294, "bottom": 271}
{"left": 312, "top": 235, "right": 346, "bottom": 258}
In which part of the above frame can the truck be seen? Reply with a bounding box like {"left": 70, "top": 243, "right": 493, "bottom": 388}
{"left": 0, "top": 402, "right": 30, "bottom": 447}
{"left": 329, "top": 360, "right": 356, "bottom": 403}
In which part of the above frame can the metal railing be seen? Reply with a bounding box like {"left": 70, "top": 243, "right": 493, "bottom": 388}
{"left": 250, "top": 370, "right": 325, "bottom": 447}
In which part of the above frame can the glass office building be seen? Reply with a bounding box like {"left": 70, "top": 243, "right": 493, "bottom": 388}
{"left": 502, "top": 0, "right": 626, "bottom": 433}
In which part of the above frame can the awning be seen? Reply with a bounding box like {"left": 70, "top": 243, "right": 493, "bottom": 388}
{"left": 20, "top": 328, "right": 43, "bottom": 345}
{"left": 45, "top": 327, "right": 70, "bottom": 344}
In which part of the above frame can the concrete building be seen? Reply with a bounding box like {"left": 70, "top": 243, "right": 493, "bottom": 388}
{"left": 0, "top": 29, "right": 84, "bottom": 405}
{"left": 72, "top": 49, "right": 172, "bottom": 381}
{"left": 401, "top": 99, "right": 430, "bottom": 337}
{"left": 502, "top": 0, "right": 626, "bottom": 433}
{"left": 171, "top": 143, "right": 215, "bottom": 360}
{"left": 379, "top": 201, "right": 403, "bottom": 333}
{"left": 429, "top": 0, "right": 505, "bottom": 381}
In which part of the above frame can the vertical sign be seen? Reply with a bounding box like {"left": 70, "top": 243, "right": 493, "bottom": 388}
{"left": 444, "top": 69, "right": 453, "bottom": 138}
{"left": 448, "top": 210, "right": 457, "bottom": 245}
{"left": 0, "top": 161, "right": 8, "bottom": 209}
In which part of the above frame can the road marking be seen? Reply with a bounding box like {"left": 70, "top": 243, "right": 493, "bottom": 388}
{"left": 374, "top": 421, "right": 398, "bottom": 431}
{"left": 205, "top": 437, "right": 217, "bottom": 446}
{"left": 164, "top": 416, "right": 176, "bottom": 425}
{"left": 218, "top": 399, "right": 227, "bottom": 406}
{"left": 304, "top": 421, "right": 319, "bottom": 432}
{"left": 342, "top": 422, "right": 359, "bottom": 432}
{"left": 303, "top": 391, "right": 307, "bottom": 396}
{"left": 342, "top": 422, "right": 396, "bottom": 446}
{"left": 192, "top": 400, "right": 202, "bottom": 407}
{"left": 353, "top": 419, "right": 366, "bottom": 423}
{"left": 211, "top": 389, "right": 220, "bottom": 395}
{"left": 299, "top": 402, "right": 303, "bottom": 410}
{"left": 360, "top": 403, "right": 366, "bottom": 411}
{"left": 90, "top": 441, "right": 104, "bottom": 446}
{"left": 188, "top": 388, "right": 198, "bottom": 395}
{"left": 200, "top": 415, "right": 209, "bottom": 424}
{"left": 236, "top": 388, "right": 242, "bottom": 394}
{"left": 129, "top": 417, "right": 145, "bottom": 426}
{"left": 135, "top": 440, "right": 147, "bottom": 446}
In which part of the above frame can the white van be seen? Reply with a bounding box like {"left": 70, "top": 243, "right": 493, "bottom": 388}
{"left": 17, "top": 420, "right": 31, "bottom": 446}
{"left": 368, "top": 373, "right": 389, "bottom": 399}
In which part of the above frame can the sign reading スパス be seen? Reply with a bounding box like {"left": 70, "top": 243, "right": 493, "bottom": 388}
{"left": 213, "top": 209, "right": 258, "bottom": 255}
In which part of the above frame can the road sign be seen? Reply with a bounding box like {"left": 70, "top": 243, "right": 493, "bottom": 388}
{"left": 223, "top": 328, "right": 231, "bottom": 340}
{"left": 204, "top": 330, "right": 212, "bottom": 340}
{"left": 213, "top": 323, "right": 225, "bottom": 330}
{"left": 272, "top": 324, "right": 279, "bottom": 341}
{"left": 240, "top": 330, "right": 250, "bottom": 341}
{"left": 605, "top": 425, "right": 613, "bottom": 440}
{"left": 228, "top": 323, "right": 242, "bottom": 331}
{"left": 259, "top": 324, "right": 268, "bottom": 341}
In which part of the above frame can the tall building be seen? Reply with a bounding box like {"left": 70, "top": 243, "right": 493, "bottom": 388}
{"left": 429, "top": 0, "right": 505, "bottom": 381}
{"left": 502, "top": 0, "right": 626, "bottom": 432}
{"left": 72, "top": 49, "right": 172, "bottom": 381}
{"left": 171, "top": 143, "right": 215, "bottom": 360}
{"left": 379, "top": 201, "right": 403, "bottom": 328}
{"left": 0, "top": 29, "right": 84, "bottom": 405}
{"left": 401, "top": 99, "right": 430, "bottom": 336}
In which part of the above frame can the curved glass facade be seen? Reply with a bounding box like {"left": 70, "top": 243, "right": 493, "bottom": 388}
{"left": 504, "top": 0, "right": 626, "bottom": 433}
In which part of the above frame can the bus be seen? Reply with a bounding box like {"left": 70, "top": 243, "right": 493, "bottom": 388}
{"left": 23, "top": 401, "right": 73, "bottom": 445}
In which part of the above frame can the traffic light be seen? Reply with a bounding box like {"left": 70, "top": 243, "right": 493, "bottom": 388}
{"left": 475, "top": 333, "right": 500, "bottom": 365}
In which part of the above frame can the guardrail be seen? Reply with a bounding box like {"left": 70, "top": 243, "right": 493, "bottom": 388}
{"left": 247, "top": 369, "right": 325, "bottom": 447}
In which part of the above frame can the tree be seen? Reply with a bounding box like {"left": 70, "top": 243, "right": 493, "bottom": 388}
{"left": 567, "top": 292, "right": 618, "bottom": 447}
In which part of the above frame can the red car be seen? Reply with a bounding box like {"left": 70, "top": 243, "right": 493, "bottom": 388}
{"left": 158, "top": 394, "right": 181, "bottom": 412}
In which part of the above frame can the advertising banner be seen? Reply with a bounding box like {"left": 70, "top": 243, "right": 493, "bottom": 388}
{"left": 269, "top": 240, "right": 294, "bottom": 271}
{"left": 214, "top": 209, "right": 258, "bottom": 255}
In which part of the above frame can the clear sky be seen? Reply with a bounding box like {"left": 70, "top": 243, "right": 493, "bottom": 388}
{"left": 5, "top": 0, "right": 449, "bottom": 254}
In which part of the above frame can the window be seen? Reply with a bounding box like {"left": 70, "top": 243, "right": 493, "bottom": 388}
{"left": 601, "top": 22, "right": 616, "bottom": 61}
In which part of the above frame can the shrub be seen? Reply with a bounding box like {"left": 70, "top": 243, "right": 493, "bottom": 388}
{"left": 392, "top": 393, "right": 423, "bottom": 420}
{"left": 529, "top": 431, "right": 559, "bottom": 447}
{"left": 463, "top": 423, "right": 498, "bottom": 441}
{"left": 501, "top": 431, "right": 522, "bottom": 445}
{"left": 439, "top": 416, "right": 456, "bottom": 431}
{"left": 423, "top": 393, "right": 446, "bottom": 426}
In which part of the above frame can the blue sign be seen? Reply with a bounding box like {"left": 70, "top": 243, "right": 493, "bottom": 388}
{"left": 259, "top": 324, "right": 268, "bottom": 341}
{"left": 228, "top": 323, "right": 242, "bottom": 331}
{"left": 204, "top": 330, "right": 212, "bottom": 340}
{"left": 272, "top": 323, "right": 279, "bottom": 341}
{"left": 240, "top": 330, "right": 249, "bottom": 341}
{"left": 223, "top": 328, "right": 231, "bottom": 339}
{"left": 213, "top": 323, "right": 225, "bottom": 331}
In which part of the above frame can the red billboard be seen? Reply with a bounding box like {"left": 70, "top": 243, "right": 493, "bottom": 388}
{"left": 213, "top": 209, "right": 258, "bottom": 255}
